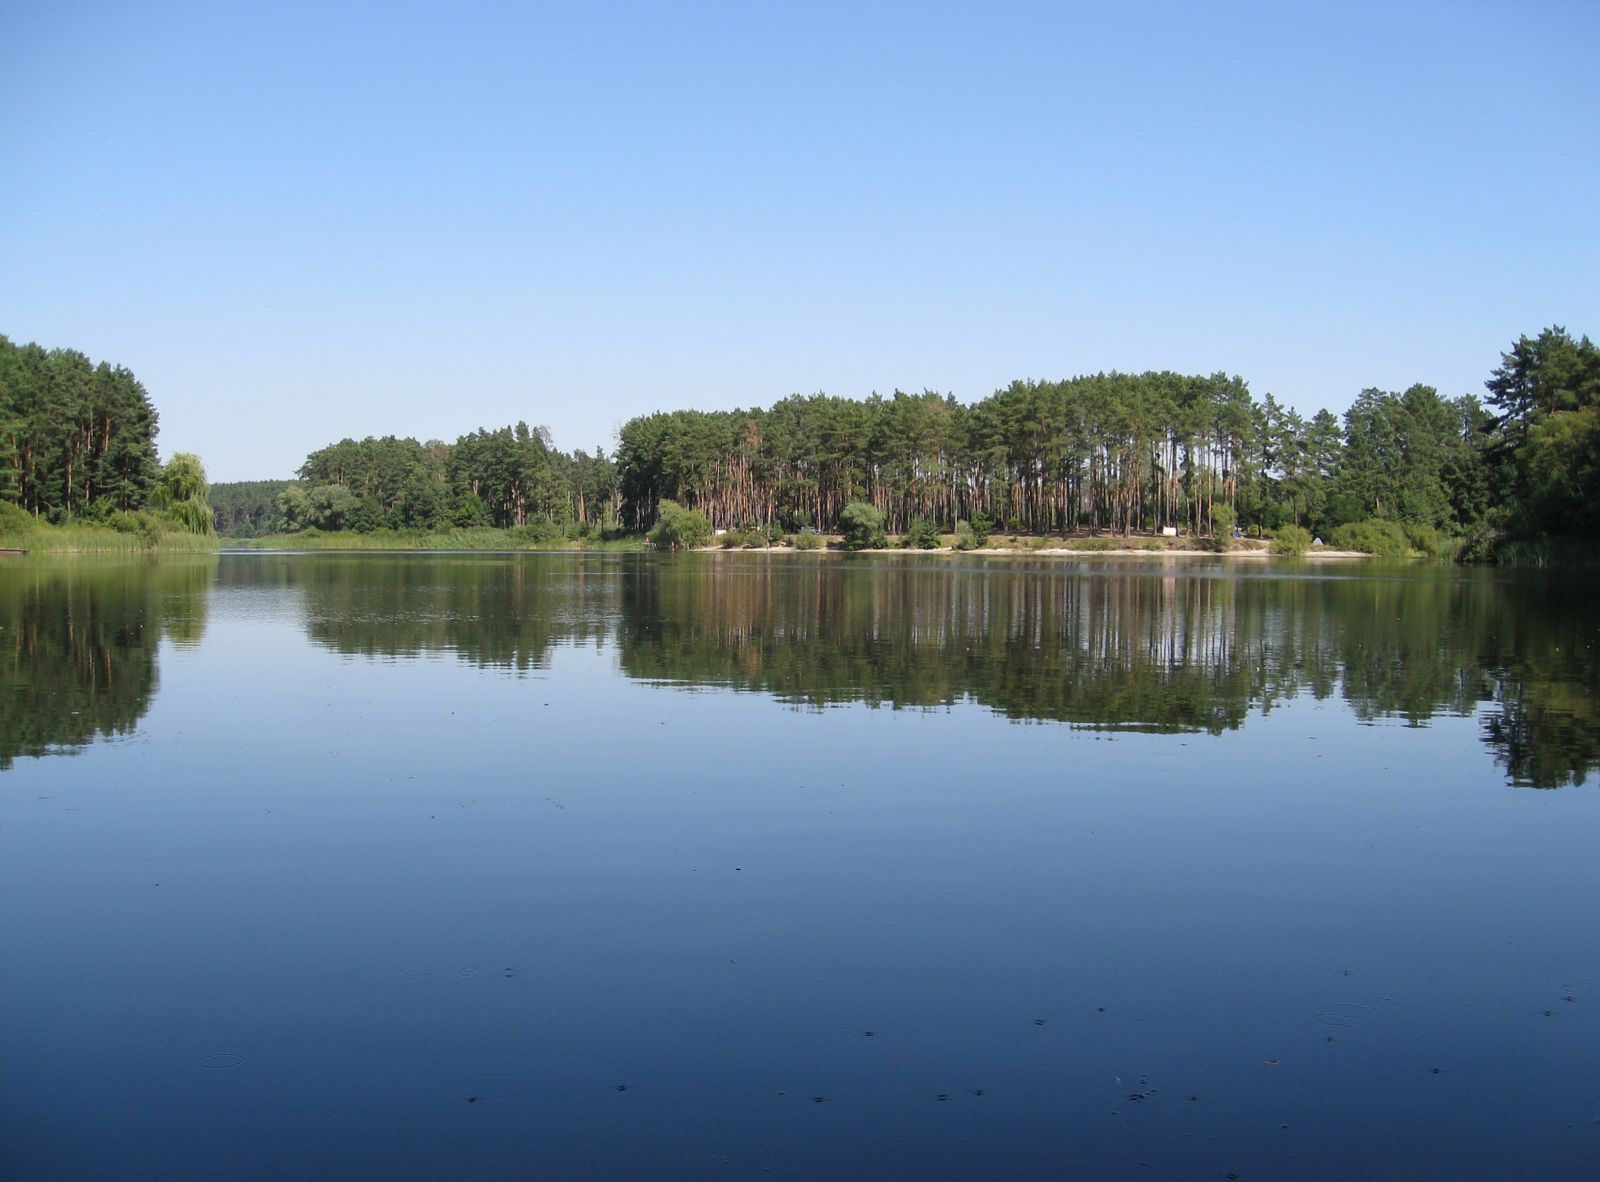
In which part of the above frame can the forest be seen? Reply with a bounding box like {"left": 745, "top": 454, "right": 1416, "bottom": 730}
{"left": 611, "top": 326, "right": 1596, "bottom": 553}
{"left": 209, "top": 325, "right": 1597, "bottom": 558}
{"left": 211, "top": 429, "right": 619, "bottom": 539}
{"left": 6, "top": 326, "right": 1595, "bottom": 559}
{"left": 0, "top": 335, "right": 215, "bottom": 544}
{"left": 0, "top": 334, "right": 160, "bottom": 517}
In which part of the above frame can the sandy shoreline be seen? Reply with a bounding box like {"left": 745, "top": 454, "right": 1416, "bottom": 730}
{"left": 714, "top": 543, "right": 1375, "bottom": 560}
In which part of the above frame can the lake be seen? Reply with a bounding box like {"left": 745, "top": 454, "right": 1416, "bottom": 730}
{"left": 2, "top": 551, "right": 1597, "bottom": 1179}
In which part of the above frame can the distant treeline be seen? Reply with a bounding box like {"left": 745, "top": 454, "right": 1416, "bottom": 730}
{"left": 210, "top": 325, "right": 1598, "bottom": 555}
{"left": 212, "top": 427, "right": 618, "bottom": 538}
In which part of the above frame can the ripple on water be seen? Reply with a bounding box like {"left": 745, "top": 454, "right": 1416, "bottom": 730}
{"left": 456, "top": 1070, "right": 543, "bottom": 1111}
{"left": 398, "top": 968, "right": 435, "bottom": 981}
{"left": 197, "top": 1054, "right": 244, "bottom": 1070}
{"left": 1316, "top": 1002, "right": 1389, "bottom": 1028}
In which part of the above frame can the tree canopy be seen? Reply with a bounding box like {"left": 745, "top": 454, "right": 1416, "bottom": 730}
{"left": 0, "top": 334, "right": 160, "bottom": 519}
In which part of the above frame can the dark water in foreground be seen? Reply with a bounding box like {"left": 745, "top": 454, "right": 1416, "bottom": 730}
{"left": 1, "top": 552, "right": 1597, "bottom": 1180}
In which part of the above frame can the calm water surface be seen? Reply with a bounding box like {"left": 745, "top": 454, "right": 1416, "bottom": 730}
{"left": 2, "top": 552, "right": 1597, "bottom": 1180}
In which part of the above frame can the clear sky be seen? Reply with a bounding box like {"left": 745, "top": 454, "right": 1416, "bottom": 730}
{"left": 3, "top": 1, "right": 1596, "bottom": 481}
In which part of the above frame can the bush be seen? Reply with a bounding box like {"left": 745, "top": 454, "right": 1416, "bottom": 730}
{"left": 718, "top": 528, "right": 747, "bottom": 549}
{"left": 839, "top": 501, "right": 887, "bottom": 550}
{"left": 1210, "top": 504, "right": 1238, "bottom": 548}
{"left": 0, "top": 501, "right": 35, "bottom": 535}
{"left": 509, "top": 521, "right": 565, "bottom": 545}
{"left": 1329, "top": 518, "right": 1410, "bottom": 557}
{"left": 649, "top": 499, "right": 714, "bottom": 550}
{"left": 953, "top": 521, "right": 978, "bottom": 550}
{"left": 792, "top": 528, "right": 824, "bottom": 550}
{"left": 1270, "top": 524, "right": 1313, "bottom": 555}
{"left": 903, "top": 517, "right": 941, "bottom": 549}
{"left": 969, "top": 513, "right": 993, "bottom": 548}
{"left": 109, "top": 510, "right": 168, "bottom": 545}
{"left": 1401, "top": 522, "right": 1452, "bottom": 559}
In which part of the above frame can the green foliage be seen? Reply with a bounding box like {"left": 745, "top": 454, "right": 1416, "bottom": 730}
{"left": 0, "top": 335, "right": 160, "bottom": 517}
{"left": 615, "top": 375, "right": 1260, "bottom": 539}
{"left": 1211, "top": 503, "right": 1238, "bottom": 542}
{"left": 953, "top": 520, "right": 978, "bottom": 550}
{"left": 0, "top": 501, "right": 33, "bottom": 535}
{"left": 286, "top": 427, "right": 617, "bottom": 534}
{"left": 1329, "top": 518, "right": 1410, "bottom": 557}
{"left": 1269, "top": 524, "right": 1313, "bottom": 555}
{"left": 1401, "top": 522, "right": 1454, "bottom": 560}
{"left": 1480, "top": 327, "right": 1600, "bottom": 552}
{"left": 969, "top": 513, "right": 993, "bottom": 547}
{"left": 1517, "top": 404, "right": 1600, "bottom": 538}
{"left": 792, "top": 529, "right": 825, "bottom": 550}
{"left": 839, "top": 501, "right": 887, "bottom": 550}
{"left": 508, "top": 521, "right": 566, "bottom": 546}
{"left": 903, "top": 516, "right": 941, "bottom": 549}
{"left": 210, "top": 480, "right": 292, "bottom": 536}
{"left": 304, "top": 483, "right": 358, "bottom": 531}
{"left": 147, "top": 453, "right": 215, "bottom": 535}
{"left": 649, "top": 499, "right": 713, "bottom": 550}
{"left": 108, "top": 510, "right": 169, "bottom": 545}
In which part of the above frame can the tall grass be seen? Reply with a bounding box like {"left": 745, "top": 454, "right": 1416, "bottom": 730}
{"left": 0, "top": 506, "right": 220, "bottom": 553}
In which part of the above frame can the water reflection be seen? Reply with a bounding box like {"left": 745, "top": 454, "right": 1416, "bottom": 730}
{"left": 0, "top": 557, "right": 214, "bottom": 768}
{"left": 3, "top": 553, "right": 1597, "bottom": 786}
{"left": 240, "top": 554, "right": 617, "bottom": 671}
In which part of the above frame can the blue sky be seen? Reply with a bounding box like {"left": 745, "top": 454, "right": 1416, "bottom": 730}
{"left": 3, "top": 1, "right": 1596, "bottom": 480}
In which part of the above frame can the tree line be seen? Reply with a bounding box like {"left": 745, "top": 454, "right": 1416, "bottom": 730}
{"left": 205, "top": 324, "right": 1598, "bottom": 554}
{"left": 611, "top": 326, "right": 1596, "bottom": 552}
{"left": 1, "top": 335, "right": 215, "bottom": 537}
{"left": 213, "top": 426, "right": 620, "bottom": 537}
{"left": 0, "top": 334, "right": 160, "bottom": 518}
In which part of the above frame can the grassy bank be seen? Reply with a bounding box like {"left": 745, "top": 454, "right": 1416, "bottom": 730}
{"left": 0, "top": 518, "right": 220, "bottom": 554}
{"left": 226, "top": 527, "right": 648, "bottom": 551}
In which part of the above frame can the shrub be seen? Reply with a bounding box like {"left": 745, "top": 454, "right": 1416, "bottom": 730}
{"left": 1329, "top": 518, "right": 1410, "bottom": 557}
{"left": 839, "top": 501, "right": 887, "bottom": 550}
{"left": 107, "top": 510, "right": 169, "bottom": 545}
{"left": 1270, "top": 524, "right": 1313, "bottom": 555}
{"left": 1210, "top": 504, "right": 1238, "bottom": 548}
{"left": 649, "top": 499, "right": 713, "bottom": 550}
{"left": 953, "top": 521, "right": 978, "bottom": 550}
{"left": 792, "top": 528, "right": 824, "bottom": 550}
{"left": 969, "top": 513, "right": 993, "bottom": 548}
{"left": 1401, "top": 522, "right": 1451, "bottom": 559}
{"left": 0, "top": 501, "right": 35, "bottom": 535}
{"left": 903, "top": 517, "right": 941, "bottom": 549}
{"left": 718, "top": 528, "right": 746, "bottom": 549}
{"left": 509, "top": 521, "right": 564, "bottom": 545}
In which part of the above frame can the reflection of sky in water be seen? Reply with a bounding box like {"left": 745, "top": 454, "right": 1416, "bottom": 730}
{"left": 1, "top": 555, "right": 1598, "bottom": 1179}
